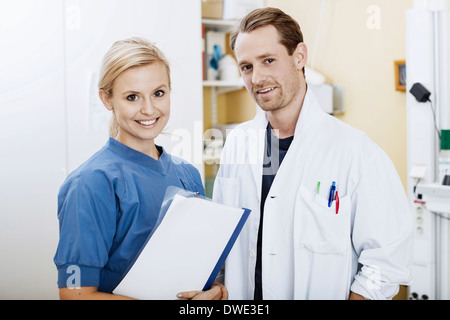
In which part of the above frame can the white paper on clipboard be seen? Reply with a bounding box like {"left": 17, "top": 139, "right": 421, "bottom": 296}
{"left": 113, "top": 193, "right": 250, "bottom": 300}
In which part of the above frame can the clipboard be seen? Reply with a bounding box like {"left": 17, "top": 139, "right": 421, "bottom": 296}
{"left": 113, "top": 188, "right": 251, "bottom": 299}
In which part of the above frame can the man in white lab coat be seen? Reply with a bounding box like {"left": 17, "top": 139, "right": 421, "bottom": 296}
{"left": 212, "top": 7, "right": 413, "bottom": 300}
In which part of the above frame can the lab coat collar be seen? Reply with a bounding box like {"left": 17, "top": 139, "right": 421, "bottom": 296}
{"left": 248, "top": 85, "right": 323, "bottom": 200}
{"left": 253, "top": 85, "right": 323, "bottom": 139}
{"left": 294, "top": 85, "right": 322, "bottom": 137}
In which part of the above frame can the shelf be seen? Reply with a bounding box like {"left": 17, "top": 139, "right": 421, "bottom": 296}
{"left": 203, "top": 79, "right": 243, "bottom": 87}
{"left": 203, "top": 78, "right": 244, "bottom": 94}
{"left": 202, "top": 18, "right": 239, "bottom": 30}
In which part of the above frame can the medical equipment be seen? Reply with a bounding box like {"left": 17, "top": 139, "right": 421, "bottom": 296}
{"left": 415, "top": 184, "right": 450, "bottom": 300}
{"left": 406, "top": 0, "right": 450, "bottom": 300}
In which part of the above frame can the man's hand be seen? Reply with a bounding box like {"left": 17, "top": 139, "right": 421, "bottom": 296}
{"left": 177, "top": 282, "right": 228, "bottom": 300}
{"left": 349, "top": 292, "right": 369, "bottom": 300}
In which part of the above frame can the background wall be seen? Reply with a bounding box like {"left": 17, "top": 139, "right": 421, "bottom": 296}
{"left": 0, "top": 0, "right": 202, "bottom": 299}
{"left": 265, "top": 0, "right": 413, "bottom": 189}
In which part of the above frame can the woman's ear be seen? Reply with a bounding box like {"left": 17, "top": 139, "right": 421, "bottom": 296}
{"left": 99, "top": 89, "right": 113, "bottom": 111}
{"left": 294, "top": 42, "right": 308, "bottom": 72}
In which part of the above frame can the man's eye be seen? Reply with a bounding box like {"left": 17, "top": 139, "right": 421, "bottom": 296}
{"left": 241, "top": 65, "right": 252, "bottom": 72}
{"left": 266, "top": 58, "right": 274, "bottom": 64}
{"left": 127, "top": 94, "right": 138, "bottom": 101}
{"left": 154, "top": 90, "right": 165, "bottom": 98}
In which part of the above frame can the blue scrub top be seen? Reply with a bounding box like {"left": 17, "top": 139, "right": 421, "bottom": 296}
{"left": 54, "top": 138, "right": 205, "bottom": 293}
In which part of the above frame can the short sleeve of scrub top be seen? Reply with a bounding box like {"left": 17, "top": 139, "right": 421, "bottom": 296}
{"left": 54, "top": 138, "right": 204, "bottom": 293}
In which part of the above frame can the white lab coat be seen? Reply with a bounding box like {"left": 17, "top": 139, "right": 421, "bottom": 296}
{"left": 213, "top": 88, "right": 413, "bottom": 300}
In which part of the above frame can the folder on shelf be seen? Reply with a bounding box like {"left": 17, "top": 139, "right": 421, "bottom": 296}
{"left": 113, "top": 193, "right": 251, "bottom": 300}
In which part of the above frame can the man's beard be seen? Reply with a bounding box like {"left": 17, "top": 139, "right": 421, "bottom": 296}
{"left": 251, "top": 83, "right": 285, "bottom": 111}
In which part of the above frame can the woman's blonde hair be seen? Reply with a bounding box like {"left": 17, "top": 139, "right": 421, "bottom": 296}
{"left": 98, "top": 37, "right": 171, "bottom": 138}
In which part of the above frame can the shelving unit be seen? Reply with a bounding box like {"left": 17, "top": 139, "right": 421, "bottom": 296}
{"left": 203, "top": 78, "right": 244, "bottom": 125}
{"left": 201, "top": 18, "right": 252, "bottom": 197}
{"left": 202, "top": 18, "right": 244, "bottom": 126}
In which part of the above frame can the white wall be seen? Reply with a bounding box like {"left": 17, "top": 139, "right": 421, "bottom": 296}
{"left": 0, "top": 0, "right": 202, "bottom": 299}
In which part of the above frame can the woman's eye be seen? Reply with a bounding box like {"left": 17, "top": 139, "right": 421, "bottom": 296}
{"left": 127, "top": 94, "right": 138, "bottom": 101}
{"left": 154, "top": 90, "right": 165, "bottom": 98}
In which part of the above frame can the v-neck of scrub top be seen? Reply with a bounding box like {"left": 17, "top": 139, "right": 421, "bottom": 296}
{"left": 107, "top": 138, "right": 169, "bottom": 176}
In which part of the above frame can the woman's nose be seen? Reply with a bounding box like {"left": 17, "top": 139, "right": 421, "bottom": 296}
{"left": 140, "top": 99, "right": 156, "bottom": 115}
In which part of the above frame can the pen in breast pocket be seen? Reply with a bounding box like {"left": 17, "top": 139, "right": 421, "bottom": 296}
{"left": 335, "top": 191, "right": 340, "bottom": 214}
{"left": 316, "top": 181, "right": 320, "bottom": 195}
{"left": 328, "top": 181, "right": 336, "bottom": 207}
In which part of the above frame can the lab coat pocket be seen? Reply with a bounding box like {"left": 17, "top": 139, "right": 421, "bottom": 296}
{"left": 213, "top": 176, "right": 240, "bottom": 208}
{"left": 294, "top": 184, "right": 350, "bottom": 255}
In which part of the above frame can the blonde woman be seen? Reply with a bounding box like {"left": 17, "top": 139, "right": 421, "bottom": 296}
{"left": 54, "top": 38, "right": 226, "bottom": 300}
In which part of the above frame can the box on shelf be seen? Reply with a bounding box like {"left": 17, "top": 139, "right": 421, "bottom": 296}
{"left": 223, "top": 0, "right": 265, "bottom": 20}
{"left": 202, "top": 0, "right": 223, "bottom": 19}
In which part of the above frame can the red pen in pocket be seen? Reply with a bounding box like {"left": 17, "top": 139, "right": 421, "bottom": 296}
{"left": 335, "top": 191, "right": 340, "bottom": 214}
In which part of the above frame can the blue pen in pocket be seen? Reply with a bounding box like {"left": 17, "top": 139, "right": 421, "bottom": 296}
{"left": 328, "top": 181, "right": 336, "bottom": 207}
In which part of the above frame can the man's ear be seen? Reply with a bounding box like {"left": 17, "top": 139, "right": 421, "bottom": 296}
{"left": 99, "top": 89, "right": 113, "bottom": 111}
{"left": 294, "top": 42, "right": 308, "bottom": 72}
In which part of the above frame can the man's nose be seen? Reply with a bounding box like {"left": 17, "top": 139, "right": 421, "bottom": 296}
{"left": 252, "top": 67, "right": 268, "bottom": 86}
